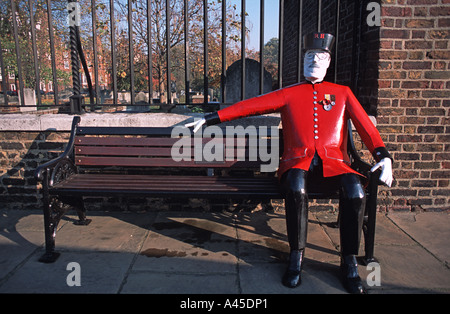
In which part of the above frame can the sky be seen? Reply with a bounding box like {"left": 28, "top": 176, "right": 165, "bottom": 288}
{"left": 229, "top": 0, "right": 280, "bottom": 50}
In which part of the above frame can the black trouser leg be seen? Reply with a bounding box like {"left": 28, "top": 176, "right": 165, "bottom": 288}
{"left": 339, "top": 173, "right": 366, "bottom": 256}
{"left": 338, "top": 173, "right": 367, "bottom": 294}
{"left": 282, "top": 168, "right": 308, "bottom": 251}
{"left": 281, "top": 169, "right": 308, "bottom": 288}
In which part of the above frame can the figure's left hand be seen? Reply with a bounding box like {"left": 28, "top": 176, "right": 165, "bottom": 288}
{"left": 370, "top": 158, "right": 393, "bottom": 187}
{"left": 185, "top": 118, "right": 206, "bottom": 133}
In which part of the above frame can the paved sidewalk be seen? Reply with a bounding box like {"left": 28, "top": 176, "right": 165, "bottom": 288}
{"left": 0, "top": 208, "right": 449, "bottom": 294}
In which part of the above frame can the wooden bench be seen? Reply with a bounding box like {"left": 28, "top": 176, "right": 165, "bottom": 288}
{"left": 35, "top": 116, "right": 381, "bottom": 264}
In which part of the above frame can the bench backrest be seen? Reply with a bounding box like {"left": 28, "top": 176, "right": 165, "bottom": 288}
{"left": 73, "top": 126, "right": 280, "bottom": 172}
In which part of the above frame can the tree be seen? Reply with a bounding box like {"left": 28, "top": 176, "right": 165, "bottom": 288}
{"left": 0, "top": 0, "right": 71, "bottom": 94}
{"left": 262, "top": 37, "right": 279, "bottom": 84}
{"left": 92, "top": 0, "right": 249, "bottom": 100}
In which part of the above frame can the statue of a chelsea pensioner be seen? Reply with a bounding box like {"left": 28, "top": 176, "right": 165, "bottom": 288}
{"left": 186, "top": 33, "right": 393, "bottom": 294}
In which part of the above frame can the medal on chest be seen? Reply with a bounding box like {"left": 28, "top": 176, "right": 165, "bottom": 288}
{"left": 319, "top": 94, "right": 336, "bottom": 111}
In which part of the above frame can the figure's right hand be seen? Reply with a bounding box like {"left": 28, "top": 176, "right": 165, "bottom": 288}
{"left": 185, "top": 118, "right": 206, "bottom": 133}
{"left": 370, "top": 157, "right": 393, "bottom": 188}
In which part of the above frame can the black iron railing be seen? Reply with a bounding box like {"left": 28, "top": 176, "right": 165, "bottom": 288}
{"left": 1, "top": 0, "right": 343, "bottom": 114}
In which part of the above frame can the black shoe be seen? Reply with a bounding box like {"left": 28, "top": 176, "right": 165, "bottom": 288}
{"left": 282, "top": 249, "right": 304, "bottom": 288}
{"left": 340, "top": 255, "right": 367, "bottom": 294}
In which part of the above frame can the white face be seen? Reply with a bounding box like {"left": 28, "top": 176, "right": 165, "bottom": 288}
{"left": 303, "top": 50, "right": 331, "bottom": 82}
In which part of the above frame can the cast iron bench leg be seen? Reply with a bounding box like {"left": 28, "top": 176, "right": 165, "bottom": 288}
{"left": 39, "top": 195, "right": 91, "bottom": 263}
{"left": 72, "top": 198, "right": 92, "bottom": 226}
{"left": 361, "top": 170, "right": 380, "bottom": 266}
{"left": 39, "top": 197, "right": 61, "bottom": 263}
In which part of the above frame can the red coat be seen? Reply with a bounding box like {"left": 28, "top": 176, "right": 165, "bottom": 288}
{"left": 214, "top": 81, "right": 389, "bottom": 178}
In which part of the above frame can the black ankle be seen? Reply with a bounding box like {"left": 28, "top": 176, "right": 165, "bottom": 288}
{"left": 340, "top": 255, "right": 367, "bottom": 294}
{"left": 282, "top": 249, "right": 304, "bottom": 288}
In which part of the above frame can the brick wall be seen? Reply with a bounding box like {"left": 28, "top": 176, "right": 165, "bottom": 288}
{"left": 0, "top": 131, "right": 70, "bottom": 210}
{"left": 377, "top": 0, "right": 449, "bottom": 211}
{"left": 283, "top": 0, "right": 449, "bottom": 211}
{"left": 0, "top": 130, "right": 255, "bottom": 212}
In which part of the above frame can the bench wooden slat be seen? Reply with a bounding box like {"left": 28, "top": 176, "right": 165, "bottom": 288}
{"left": 76, "top": 146, "right": 248, "bottom": 158}
{"left": 75, "top": 136, "right": 180, "bottom": 147}
{"left": 75, "top": 136, "right": 262, "bottom": 147}
{"left": 76, "top": 126, "right": 175, "bottom": 136}
{"left": 57, "top": 174, "right": 277, "bottom": 183}
{"left": 76, "top": 146, "right": 174, "bottom": 157}
{"left": 51, "top": 174, "right": 281, "bottom": 198}
{"left": 58, "top": 174, "right": 277, "bottom": 184}
{"left": 75, "top": 156, "right": 267, "bottom": 168}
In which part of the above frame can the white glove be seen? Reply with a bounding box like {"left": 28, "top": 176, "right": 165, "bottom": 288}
{"left": 370, "top": 157, "right": 393, "bottom": 187}
{"left": 185, "top": 118, "right": 206, "bottom": 133}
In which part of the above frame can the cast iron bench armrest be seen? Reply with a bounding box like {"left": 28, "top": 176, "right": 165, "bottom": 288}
{"left": 35, "top": 116, "right": 81, "bottom": 182}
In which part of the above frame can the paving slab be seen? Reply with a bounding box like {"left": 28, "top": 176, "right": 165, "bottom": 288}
{"left": 236, "top": 211, "right": 339, "bottom": 263}
{"left": 0, "top": 210, "right": 45, "bottom": 282}
{"left": 0, "top": 250, "right": 134, "bottom": 293}
{"left": 235, "top": 211, "right": 289, "bottom": 264}
{"left": 312, "top": 211, "right": 450, "bottom": 294}
{"left": 238, "top": 260, "right": 345, "bottom": 294}
{"left": 1, "top": 209, "right": 449, "bottom": 294}
{"left": 121, "top": 272, "right": 239, "bottom": 294}
{"left": 235, "top": 211, "right": 346, "bottom": 294}
{"left": 358, "top": 244, "right": 450, "bottom": 293}
{"left": 0, "top": 210, "right": 154, "bottom": 293}
{"left": 123, "top": 211, "right": 241, "bottom": 294}
{"left": 387, "top": 212, "right": 450, "bottom": 266}
{"left": 133, "top": 212, "right": 238, "bottom": 274}
{"left": 55, "top": 211, "right": 157, "bottom": 253}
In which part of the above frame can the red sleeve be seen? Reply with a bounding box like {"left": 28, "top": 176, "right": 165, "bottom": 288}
{"left": 345, "top": 87, "right": 386, "bottom": 156}
{"left": 218, "top": 89, "right": 286, "bottom": 122}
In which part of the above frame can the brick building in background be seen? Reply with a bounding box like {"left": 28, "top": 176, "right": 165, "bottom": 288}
{"left": 282, "top": 0, "right": 449, "bottom": 211}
